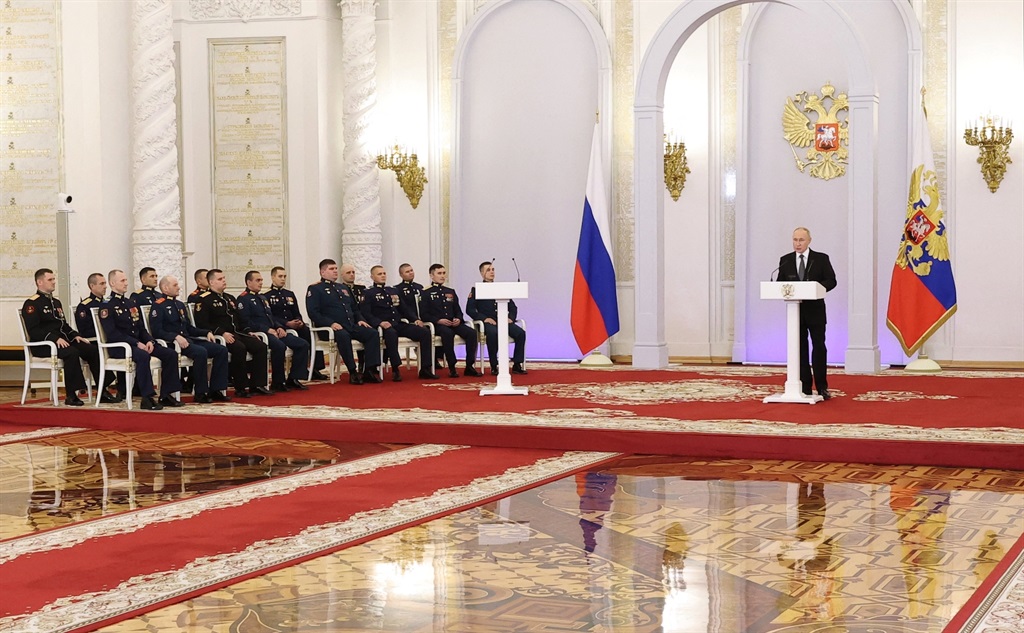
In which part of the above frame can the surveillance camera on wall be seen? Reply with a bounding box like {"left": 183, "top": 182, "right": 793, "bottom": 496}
{"left": 58, "top": 193, "right": 73, "bottom": 212}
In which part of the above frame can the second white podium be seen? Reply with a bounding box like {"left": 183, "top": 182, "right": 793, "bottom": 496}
{"left": 474, "top": 281, "right": 529, "bottom": 396}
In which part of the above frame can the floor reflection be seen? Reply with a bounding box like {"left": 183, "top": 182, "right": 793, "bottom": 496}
{"left": 98, "top": 457, "right": 1024, "bottom": 633}
{"left": 0, "top": 430, "right": 402, "bottom": 539}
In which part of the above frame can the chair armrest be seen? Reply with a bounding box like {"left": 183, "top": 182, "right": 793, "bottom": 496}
{"left": 25, "top": 340, "right": 58, "bottom": 355}
{"left": 286, "top": 328, "right": 300, "bottom": 337}
{"left": 424, "top": 322, "right": 436, "bottom": 337}
{"left": 99, "top": 341, "right": 133, "bottom": 356}
{"left": 251, "top": 332, "right": 269, "bottom": 343}
{"left": 214, "top": 335, "right": 227, "bottom": 346}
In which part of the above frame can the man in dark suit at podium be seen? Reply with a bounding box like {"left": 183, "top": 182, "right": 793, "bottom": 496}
{"left": 777, "top": 227, "right": 837, "bottom": 400}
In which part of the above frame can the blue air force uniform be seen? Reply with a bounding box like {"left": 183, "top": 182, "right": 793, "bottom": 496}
{"left": 131, "top": 285, "right": 160, "bottom": 308}
{"left": 22, "top": 292, "right": 102, "bottom": 394}
{"left": 193, "top": 290, "right": 269, "bottom": 392}
{"left": 393, "top": 280, "right": 424, "bottom": 320}
{"left": 419, "top": 283, "right": 479, "bottom": 374}
{"left": 75, "top": 294, "right": 105, "bottom": 339}
{"left": 467, "top": 283, "right": 526, "bottom": 371}
{"left": 363, "top": 283, "right": 434, "bottom": 377}
{"left": 265, "top": 284, "right": 325, "bottom": 373}
{"left": 99, "top": 292, "right": 181, "bottom": 399}
{"left": 305, "top": 279, "right": 381, "bottom": 378}
{"left": 237, "top": 289, "right": 309, "bottom": 387}
{"left": 149, "top": 296, "right": 229, "bottom": 397}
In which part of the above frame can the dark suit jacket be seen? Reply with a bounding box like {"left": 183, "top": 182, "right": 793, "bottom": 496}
{"left": 777, "top": 249, "right": 837, "bottom": 325}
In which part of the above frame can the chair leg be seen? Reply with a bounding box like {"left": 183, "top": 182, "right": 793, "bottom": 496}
{"left": 125, "top": 372, "right": 135, "bottom": 410}
{"left": 21, "top": 363, "right": 30, "bottom": 405}
{"left": 51, "top": 369, "right": 59, "bottom": 406}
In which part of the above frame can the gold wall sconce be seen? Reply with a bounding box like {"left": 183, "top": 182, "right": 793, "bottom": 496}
{"left": 664, "top": 135, "right": 691, "bottom": 201}
{"left": 377, "top": 144, "right": 427, "bottom": 208}
{"left": 964, "top": 116, "right": 1013, "bottom": 193}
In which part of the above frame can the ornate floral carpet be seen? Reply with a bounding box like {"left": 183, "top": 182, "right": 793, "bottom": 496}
{"left": 3, "top": 365, "right": 1020, "bottom": 469}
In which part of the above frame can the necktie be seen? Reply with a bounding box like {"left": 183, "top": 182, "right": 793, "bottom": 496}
{"left": 798, "top": 254, "right": 806, "bottom": 281}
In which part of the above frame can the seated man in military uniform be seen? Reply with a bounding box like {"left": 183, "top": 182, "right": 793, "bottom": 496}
{"left": 187, "top": 268, "right": 209, "bottom": 304}
{"left": 363, "top": 265, "right": 436, "bottom": 381}
{"left": 305, "top": 258, "right": 383, "bottom": 385}
{"left": 131, "top": 266, "right": 161, "bottom": 307}
{"left": 467, "top": 261, "right": 527, "bottom": 375}
{"left": 22, "top": 268, "right": 105, "bottom": 406}
{"left": 237, "top": 270, "right": 309, "bottom": 392}
{"left": 265, "top": 265, "right": 327, "bottom": 380}
{"left": 100, "top": 269, "right": 183, "bottom": 410}
{"left": 419, "top": 264, "right": 482, "bottom": 378}
{"left": 150, "top": 275, "right": 231, "bottom": 404}
{"left": 74, "top": 271, "right": 120, "bottom": 401}
{"left": 194, "top": 269, "right": 273, "bottom": 399}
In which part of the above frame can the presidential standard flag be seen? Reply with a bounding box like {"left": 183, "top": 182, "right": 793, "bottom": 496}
{"left": 885, "top": 107, "right": 957, "bottom": 356}
{"left": 570, "top": 123, "right": 619, "bottom": 354}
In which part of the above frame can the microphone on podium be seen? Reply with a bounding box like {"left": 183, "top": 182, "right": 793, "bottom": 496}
{"left": 511, "top": 257, "right": 521, "bottom": 282}
{"left": 769, "top": 266, "right": 781, "bottom": 282}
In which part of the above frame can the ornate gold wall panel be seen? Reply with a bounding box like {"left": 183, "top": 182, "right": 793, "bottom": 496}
{"left": 720, "top": 7, "right": 741, "bottom": 283}
{"left": 437, "top": 0, "right": 457, "bottom": 266}
{"left": 924, "top": 0, "right": 949, "bottom": 204}
{"left": 612, "top": 0, "right": 635, "bottom": 283}
{"left": 209, "top": 38, "right": 288, "bottom": 287}
{"left": 0, "top": 0, "right": 62, "bottom": 298}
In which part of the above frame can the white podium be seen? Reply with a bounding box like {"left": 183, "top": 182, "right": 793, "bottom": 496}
{"left": 760, "top": 281, "right": 826, "bottom": 404}
{"left": 474, "top": 281, "right": 529, "bottom": 396}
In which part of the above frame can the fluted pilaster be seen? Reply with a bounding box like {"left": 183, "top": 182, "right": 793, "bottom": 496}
{"left": 130, "top": 0, "right": 183, "bottom": 281}
{"left": 339, "top": 0, "right": 382, "bottom": 283}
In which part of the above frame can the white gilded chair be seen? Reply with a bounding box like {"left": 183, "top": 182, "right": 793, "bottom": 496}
{"left": 140, "top": 307, "right": 186, "bottom": 401}
{"left": 17, "top": 308, "right": 93, "bottom": 406}
{"left": 473, "top": 318, "right": 527, "bottom": 371}
{"left": 90, "top": 307, "right": 155, "bottom": 410}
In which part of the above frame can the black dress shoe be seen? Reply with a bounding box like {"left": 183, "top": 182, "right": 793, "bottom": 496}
{"left": 99, "top": 392, "right": 119, "bottom": 404}
{"left": 287, "top": 378, "right": 308, "bottom": 391}
{"left": 418, "top": 370, "right": 438, "bottom": 380}
{"left": 448, "top": 369, "right": 459, "bottom": 378}
{"left": 194, "top": 393, "right": 213, "bottom": 404}
{"left": 272, "top": 383, "right": 290, "bottom": 393}
{"left": 235, "top": 388, "right": 252, "bottom": 398}
{"left": 391, "top": 369, "right": 402, "bottom": 382}
{"left": 159, "top": 396, "right": 185, "bottom": 408}
{"left": 252, "top": 386, "right": 274, "bottom": 396}
{"left": 820, "top": 389, "right": 832, "bottom": 401}
{"left": 464, "top": 366, "right": 483, "bottom": 377}
{"left": 349, "top": 373, "right": 363, "bottom": 385}
{"left": 111, "top": 392, "right": 126, "bottom": 403}
{"left": 64, "top": 395, "right": 85, "bottom": 407}
{"left": 140, "top": 396, "right": 164, "bottom": 410}
{"left": 489, "top": 366, "right": 498, "bottom": 376}
{"left": 511, "top": 364, "right": 528, "bottom": 375}
{"left": 310, "top": 371, "right": 329, "bottom": 381}
{"left": 362, "top": 370, "right": 383, "bottom": 384}
{"left": 210, "top": 391, "right": 232, "bottom": 402}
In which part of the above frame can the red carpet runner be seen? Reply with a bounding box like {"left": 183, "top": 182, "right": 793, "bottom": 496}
{"left": 0, "top": 444, "right": 619, "bottom": 633}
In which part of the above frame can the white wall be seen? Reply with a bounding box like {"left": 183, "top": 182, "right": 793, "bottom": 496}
{"left": 453, "top": 0, "right": 600, "bottom": 360}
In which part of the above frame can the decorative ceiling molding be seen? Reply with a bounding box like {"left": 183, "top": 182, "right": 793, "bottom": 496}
{"left": 188, "top": 0, "right": 301, "bottom": 22}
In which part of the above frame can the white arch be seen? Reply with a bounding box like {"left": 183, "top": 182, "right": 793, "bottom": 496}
{"left": 632, "top": 0, "right": 883, "bottom": 373}
{"left": 451, "top": 0, "right": 613, "bottom": 291}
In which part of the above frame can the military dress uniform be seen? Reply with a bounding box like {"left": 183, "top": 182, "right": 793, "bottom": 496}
{"left": 186, "top": 287, "right": 204, "bottom": 304}
{"left": 131, "top": 285, "right": 160, "bottom": 308}
{"left": 193, "top": 290, "right": 271, "bottom": 397}
{"left": 149, "top": 296, "right": 230, "bottom": 402}
{"left": 265, "top": 284, "right": 325, "bottom": 375}
{"left": 75, "top": 293, "right": 120, "bottom": 395}
{"left": 467, "top": 284, "right": 527, "bottom": 374}
{"left": 22, "top": 291, "right": 103, "bottom": 403}
{"left": 393, "top": 279, "right": 424, "bottom": 320}
{"left": 419, "top": 283, "right": 481, "bottom": 377}
{"left": 237, "top": 289, "right": 309, "bottom": 390}
{"left": 363, "top": 283, "right": 435, "bottom": 380}
{"left": 305, "top": 278, "right": 382, "bottom": 384}
{"left": 99, "top": 292, "right": 182, "bottom": 406}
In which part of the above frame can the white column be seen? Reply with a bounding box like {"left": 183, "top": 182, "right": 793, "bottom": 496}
{"left": 130, "top": 0, "right": 182, "bottom": 281}
{"left": 339, "top": 0, "right": 383, "bottom": 280}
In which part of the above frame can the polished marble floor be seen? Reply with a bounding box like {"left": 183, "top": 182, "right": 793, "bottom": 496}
{"left": 47, "top": 449, "right": 1016, "bottom": 633}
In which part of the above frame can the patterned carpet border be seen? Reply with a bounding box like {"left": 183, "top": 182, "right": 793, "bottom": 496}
{"left": 0, "top": 426, "right": 85, "bottom": 445}
{"left": 954, "top": 548, "right": 1024, "bottom": 633}
{"left": 0, "top": 450, "right": 616, "bottom": 633}
{"left": 0, "top": 444, "right": 463, "bottom": 563}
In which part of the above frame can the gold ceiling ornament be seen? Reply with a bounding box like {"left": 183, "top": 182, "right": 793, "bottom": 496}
{"left": 377, "top": 145, "right": 427, "bottom": 209}
{"left": 964, "top": 116, "right": 1013, "bottom": 193}
{"left": 782, "top": 82, "right": 849, "bottom": 181}
{"left": 663, "top": 135, "right": 691, "bottom": 201}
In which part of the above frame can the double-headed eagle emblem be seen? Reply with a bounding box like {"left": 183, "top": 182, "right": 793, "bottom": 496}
{"left": 782, "top": 83, "right": 849, "bottom": 180}
{"left": 896, "top": 164, "right": 951, "bottom": 276}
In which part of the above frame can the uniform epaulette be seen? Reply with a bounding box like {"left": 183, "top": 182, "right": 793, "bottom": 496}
{"left": 200, "top": 291, "right": 211, "bottom": 297}
{"left": 189, "top": 289, "right": 198, "bottom": 295}
{"left": 29, "top": 293, "right": 39, "bottom": 300}
{"left": 82, "top": 297, "right": 93, "bottom": 305}
{"left": 239, "top": 290, "right": 249, "bottom": 296}
{"left": 155, "top": 297, "right": 166, "bottom": 304}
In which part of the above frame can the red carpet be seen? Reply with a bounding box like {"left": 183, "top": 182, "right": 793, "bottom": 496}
{"left": 2, "top": 366, "right": 1021, "bottom": 469}
{"left": 0, "top": 444, "right": 618, "bottom": 632}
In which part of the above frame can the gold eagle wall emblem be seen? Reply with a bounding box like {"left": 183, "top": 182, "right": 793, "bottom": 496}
{"left": 782, "top": 82, "right": 849, "bottom": 180}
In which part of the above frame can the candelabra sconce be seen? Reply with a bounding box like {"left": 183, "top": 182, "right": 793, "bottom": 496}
{"left": 664, "top": 136, "right": 691, "bottom": 201}
{"left": 964, "top": 116, "right": 1013, "bottom": 193}
{"left": 376, "top": 144, "right": 427, "bottom": 209}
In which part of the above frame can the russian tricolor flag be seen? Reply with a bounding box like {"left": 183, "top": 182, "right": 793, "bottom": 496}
{"left": 571, "top": 123, "right": 619, "bottom": 354}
